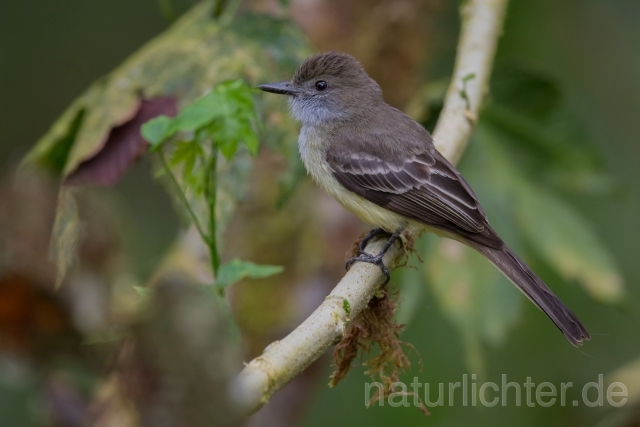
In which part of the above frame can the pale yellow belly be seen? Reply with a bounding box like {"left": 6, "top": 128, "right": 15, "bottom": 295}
{"left": 298, "top": 129, "right": 425, "bottom": 235}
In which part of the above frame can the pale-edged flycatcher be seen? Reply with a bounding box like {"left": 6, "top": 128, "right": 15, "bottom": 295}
{"left": 258, "top": 52, "right": 589, "bottom": 346}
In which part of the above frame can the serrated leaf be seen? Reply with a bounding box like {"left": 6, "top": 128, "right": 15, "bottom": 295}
{"left": 168, "top": 91, "right": 231, "bottom": 134}
{"left": 144, "top": 79, "right": 258, "bottom": 162}
{"left": 216, "top": 258, "right": 284, "bottom": 288}
{"left": 514, "top": 183, "right": 624, "bottom": 303}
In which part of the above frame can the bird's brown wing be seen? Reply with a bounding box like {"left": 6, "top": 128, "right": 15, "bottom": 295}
{"left": 326, "top": 148, "right": 503, "bottom": 249}
{"left": 327, "top": 144, "right": 590, "bottom": 346}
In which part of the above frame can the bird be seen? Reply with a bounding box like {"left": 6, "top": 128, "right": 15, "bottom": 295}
{"left": 258, "top": 51, "right": 590, "bottom": 346}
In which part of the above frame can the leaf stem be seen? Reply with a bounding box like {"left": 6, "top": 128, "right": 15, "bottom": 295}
{"left": 163, "top": 141, "right": 238, "bottom": 339}
{"left": 158, "top": 149, "right": 210, "bottom": 246}
{"left": 204, "top": 146, "right": 220, "bottom": 279}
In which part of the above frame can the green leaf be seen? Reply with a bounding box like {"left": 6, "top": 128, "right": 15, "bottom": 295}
{"left": 169, "top": 91, "right": 231, "bottom": 134}
{"left": 170, "top": 140, "right": 204, "bottom": 179}
{"left": 218, "top": 139, "right": 240, "bottom": 160}
{"left": 514, "top": 182, "right": 624, "bottom": 303}
{"left": 239, "top": 124, "right": 259, "bottom": 155}
{"left": 148, "top": 79, "right": 258, "bottom": 162}
{"left": 342, "top": 299, "right": 351, "bottom": 316}
{"left": 216, "top": 259, "right": 284, "bottom": 288}
{"left": 184, "top": 167, "right": 207, "bottom": 196}
{"left": 141, "top": 115, "right": 173, "bottom": 149}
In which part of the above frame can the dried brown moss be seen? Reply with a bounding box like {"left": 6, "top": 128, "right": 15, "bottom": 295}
{"left": 329, "top": 284, "right": 406, "bottom": 384}
{"left": 332, "top": 231, "right": 427, "bottom": 414}
{"left": 330, "top": 285, "right": 427, "bottom": 414}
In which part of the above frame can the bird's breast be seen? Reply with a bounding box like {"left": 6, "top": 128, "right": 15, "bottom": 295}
{"left": 298, "top": 126, "right": 339, "bottom": 195}
{"left": 297, "top": 126, "right": 410, "bottom": 233}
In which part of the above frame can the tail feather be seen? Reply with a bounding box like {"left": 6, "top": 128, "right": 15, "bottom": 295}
{"left": 473, "top": 243, "right": 590, "bottom": 346}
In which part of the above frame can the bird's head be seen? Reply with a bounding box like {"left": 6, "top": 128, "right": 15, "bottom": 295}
{"left": 258, "top": 52, "right": 383, "bottom": 126}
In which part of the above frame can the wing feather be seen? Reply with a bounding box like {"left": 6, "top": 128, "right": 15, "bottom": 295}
{"left": 327, "top": 148, "right": 503, "bottom": 249}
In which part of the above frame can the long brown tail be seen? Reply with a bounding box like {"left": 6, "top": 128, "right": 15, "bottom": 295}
{"left": 472, "top": 242, "right": 590, "bottom": 346}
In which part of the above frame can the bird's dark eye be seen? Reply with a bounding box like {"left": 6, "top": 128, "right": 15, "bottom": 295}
{"left": 315, "top": 80, "right": 328, "bottom": 91}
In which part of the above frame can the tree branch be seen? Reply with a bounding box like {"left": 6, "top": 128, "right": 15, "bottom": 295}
{"left": 231, "top": 0, "right": 509, "bottom": 414}
{"left": 433, "top": 0, "right": 509, "bottom": 163}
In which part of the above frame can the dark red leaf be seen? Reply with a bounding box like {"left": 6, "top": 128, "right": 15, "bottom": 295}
{"left": 65, "top": 97, "right": 178, "bottom": 186}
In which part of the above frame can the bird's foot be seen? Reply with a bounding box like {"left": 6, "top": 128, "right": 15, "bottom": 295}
{"left": 346, "top": 251, "right": 391, "bottom": 284}
{"left": 356, "top": 228, "right": 388, "bottom": 256}
{"left": 346, "top": 228, "right": 403, "bottom": 285}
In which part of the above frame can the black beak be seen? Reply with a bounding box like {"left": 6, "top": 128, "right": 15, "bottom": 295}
{"left": 257, "top": 81, "right": 297, "bottom": 96}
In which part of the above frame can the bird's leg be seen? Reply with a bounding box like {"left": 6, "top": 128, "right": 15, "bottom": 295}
{"left": 346, "top": 226, "right": 404, "bottom": 285}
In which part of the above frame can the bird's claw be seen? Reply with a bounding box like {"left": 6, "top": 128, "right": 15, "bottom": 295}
{"left": 357, "top": 227, "right": 387, "bottom": 254}
{"left": 346, "top": 227, "right": 403, "bottom": 285}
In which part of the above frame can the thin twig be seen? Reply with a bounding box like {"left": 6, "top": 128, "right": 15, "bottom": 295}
{"left": 231, "top": 0, "right": 510, "bottom": 414}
